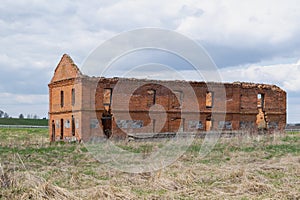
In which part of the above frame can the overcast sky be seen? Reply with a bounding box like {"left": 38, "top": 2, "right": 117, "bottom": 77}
{"left": 0, "top": 0, "right": 299, "bottom": 123}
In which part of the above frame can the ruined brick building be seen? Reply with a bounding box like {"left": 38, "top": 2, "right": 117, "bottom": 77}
{"left": 49, "top": 54, "right": 286, "bottom": 141}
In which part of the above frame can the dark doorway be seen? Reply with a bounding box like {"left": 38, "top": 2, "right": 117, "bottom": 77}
{"left": 60, "top": 119, "right": 64, "bottom": 140}
{"left": 72, "top": 115, "right": 75, "bottom": 136}
{"left": 101, "top": 110, "right": 112, "bottom": 138}
{"left": 51, "top": 120, "right": 55, "bottom": 142}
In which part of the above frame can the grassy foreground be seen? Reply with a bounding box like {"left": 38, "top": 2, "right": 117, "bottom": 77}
{"left": 0, "top": 128, "right": 299, "bottom": 199}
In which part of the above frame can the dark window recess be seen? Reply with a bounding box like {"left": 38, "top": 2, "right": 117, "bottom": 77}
{"left": 60, "top": 91, "right": 64, "bottom": 107}
{"left": 72, "top": 88, "right": 75, "bottom": 106}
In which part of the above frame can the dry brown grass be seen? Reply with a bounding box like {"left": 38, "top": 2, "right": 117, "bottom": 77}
{"left": 0, "top": 129, "right": 299, "bottom": 199}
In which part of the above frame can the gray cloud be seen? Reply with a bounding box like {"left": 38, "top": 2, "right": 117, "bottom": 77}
{"left": 203, "top": 40, "right": 300, "bottom": 68}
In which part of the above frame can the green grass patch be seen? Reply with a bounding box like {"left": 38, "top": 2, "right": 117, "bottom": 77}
{"left": 0, "top": 128, "right": 48, "bottom": 143}
{"left": 0, "top": 144, "right": 76, "bottom": 156}
{"left": 117, "top": 144, "right": 154, "bottom": 154}
{"left": 258, "top": 171, "right": 285, "bottom": 180}
{"left": 281, "top": 135, "right": 300, "bottom": 142}
{"left": 285, "top": 131, "right": 300, "bottom": 135}
{"left": 132, "top": 188, "right": 167, "bottom": 196}
{"left": 0, "top": 118, "right": 48, "bottom": 126}
{"left": 131, "top": 188, "right": 154, "bottom": 196}
{"left": 264, "top": 144, "right": 299, "bottom": 156}
{"left": 83, "top": 168, "right": 96, "bottom": 176}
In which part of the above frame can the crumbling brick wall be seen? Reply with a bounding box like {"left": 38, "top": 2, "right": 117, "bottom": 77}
{"left": 49, "top": 54, "right": 287, "bottom": 142}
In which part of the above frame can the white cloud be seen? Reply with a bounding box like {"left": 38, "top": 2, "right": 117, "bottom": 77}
{"left": 219, "top": 61, "right": 300, "bottom": 92}
{"left": 0, "top": 93, "right": 47, "bottom": 105}
{"left": 0, "top": 93, "right": 48, "bottom": 118}
{"left": 103, "top": 58, "right": 300, "bottom": 93}
{"left": 0, "top": 0, "right": 299, "bottom": 122}
{"left": 176, "top": 0, "right": 300, "bottom": 46}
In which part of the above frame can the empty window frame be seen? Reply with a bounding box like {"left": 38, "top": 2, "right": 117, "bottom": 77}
{"left": 173, "top": 91, "right": 183, "bottom": 108}
{"left": 103, "top": 88, "right": 112, "bottom": 106}
{"left": 206, "top": 91, "right": 213, "bottom": 108}
{"left": 60, "top": 91, "right": 64, "bottom": 107}
{"left": 65, "top": 119, "right": 70, "bottom": 128}
{"left": 257, "top": 93, "right": 265, "bottom": 108}
{"left": 55, "top": 120, "right": 59, "bottom": 128}
{"left": 147, "top": 89, "right": 156, "bottom": 106}
{"left": 71, "top": 88, "right": 75, "bottom": 106}
{"left": 205, "top": 119, "right": 212, "bottom": 131}
{"left": 206, "top": 115, "right": 212, "bottom": 131}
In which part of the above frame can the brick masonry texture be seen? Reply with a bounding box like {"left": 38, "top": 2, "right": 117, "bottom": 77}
{"left": 48, "top": 54, "right": 287, "bottom": 142}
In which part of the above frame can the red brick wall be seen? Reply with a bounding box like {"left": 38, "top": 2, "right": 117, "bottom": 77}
{"left": 49, "top": 55, "right": 287, "bottom": 142}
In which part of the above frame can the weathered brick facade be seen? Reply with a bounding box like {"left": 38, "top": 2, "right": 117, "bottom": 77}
{"left": 49, "top": 54, "right": 287, "bottom": 142}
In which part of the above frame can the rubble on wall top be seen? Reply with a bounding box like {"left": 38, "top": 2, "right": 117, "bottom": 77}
{"left": 56, "top": 54, "right": 285, "bottom": 92}
{"left": 233, "top": 81, "right": 283, "bottom": 91}
{"left": 79, "top": 75, "right": 284, "bottom": 91}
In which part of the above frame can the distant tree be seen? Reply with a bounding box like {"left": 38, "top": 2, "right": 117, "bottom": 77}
{"left": 27, "top": 114, "right": 31, "bottom": 119}
{"left": 0, "top": 110, "right": 3, "bottom": 118}
{"left": 19, "top": 114, "right": 24, "bottom": 119}
{"left": 33, "top": 114, "right": 38, "bottom": 119}
{"left": 3, "top": 112, "right": 9, "bottom": 118}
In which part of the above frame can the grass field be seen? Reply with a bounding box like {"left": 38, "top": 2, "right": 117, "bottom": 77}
{"left": 0, "top": 128, "right": 299, "bottom": 199}
{"left": 0, "top": 118, "right": 48, "bottom": 126}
